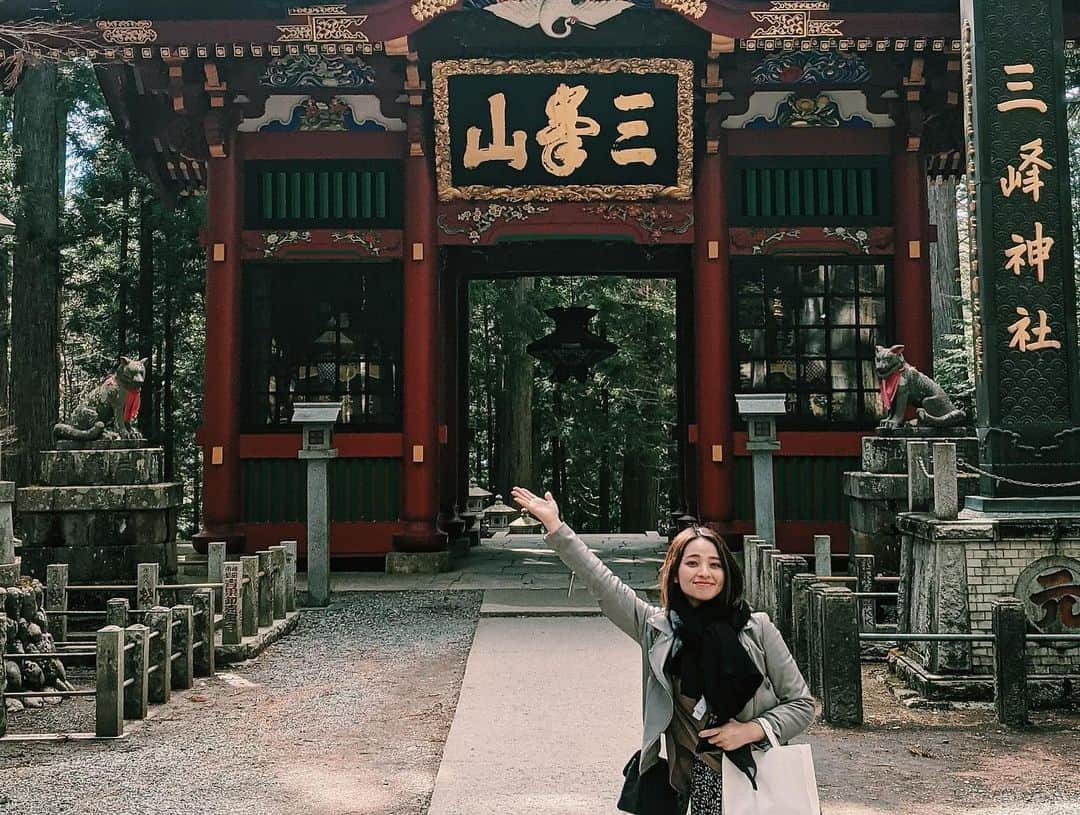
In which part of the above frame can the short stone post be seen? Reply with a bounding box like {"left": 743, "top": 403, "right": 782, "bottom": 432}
{"left": 137, "top": 563, "right": 160, "bottom": 610}
{"left": 106, "top": 597, "right": 130, "bottom": 628}
{"left": 124, "top": 624, "right": 149, "bottom": 720}
{"left": 775, "top": 556, "right": 808, "bottom": 645}
{"left": 790, "top": 575, "right": 818, "bottom": 680}
{"left": 207, "top": 541, "right": 227, "bottom": 607}
{"left": 45, "top": 563, "right": 68, "bottom": 642}
{"left": 932, "top": 442, "right": 959, "bottom": 520}
{"left": 145, "top": 606, "right": 172, "bottom": 704}
{"left": 171, "top": 604, "right": 194, "bottom": 691}
{"left": 95, "top": 625, "right": 125, "bottom": 738}
{"left": 191, "top": 589, "right": 215, "bottom": 678}
{"left": 240, "top": 555, "right": 259, "bottom": 637}
{"left": 896, "top": 532, "right": 914, "bottom": 634}
{"left": 813, "top": 535, "right": 832, "bottom": 577}
{"left": 852, "top": 554, "right": 876, "bottom": 632}
{"left": 282, "top": 540, "right": 298, "bottom": 612}
{"left": 761, "top": 548, "right": 781, "bottom": 618}
{"left": 907, "top": 440, "right": 932, "bottom": 512}
{"left": 221, "top": 562, "right": 242, "bottom": 646}
{"left": 820, "top": 588, "right": 863, "bottom": 726}
{"left": 269, "top": 545, "right": 287, "bottom": 620}
{"left": 0, "top": 480, "right": 18, "bottom": 587}
{"left": 744, "top": 536, "right": 764, "bottom": 608}
{"left": 993, "top": 597, "right": 1028, "bottom": 727}
{"left": 257, "top": 551, "right": 273, "bottom": 628}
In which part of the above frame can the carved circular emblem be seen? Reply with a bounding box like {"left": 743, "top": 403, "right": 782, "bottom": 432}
{"left": 1014, "top": 555, "right": 1080, "bottom": 637}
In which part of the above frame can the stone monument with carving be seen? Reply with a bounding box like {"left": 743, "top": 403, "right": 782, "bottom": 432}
{"left": 14, "top": 357, "right": 182, "bottom": 582}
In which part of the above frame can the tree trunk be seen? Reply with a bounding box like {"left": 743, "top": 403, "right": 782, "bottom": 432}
{"left": 10, "top": 59, "right": 61, "bottom": 485}
{"left": 598, "top": 388, "right": 611, "bottom": 530}
{"left": 0, "top": 248, "right": 10, "bottom": 414}
{"left": 928, "top": 177, "right": 962, "bottom": 377}
{"left": 118, "top": 169, "right": 131, "bottom": 354}
{"left": 493, "top": 278, "right": 534, "bottom": 500}
{"left": 163, "top": 276, "right": 175, "bottom": 480}
{"left": 620, "top": 446, "right": 658, "bottom": 533}
{"left": 137, "top": 194, "right": 156, "bottom": 441}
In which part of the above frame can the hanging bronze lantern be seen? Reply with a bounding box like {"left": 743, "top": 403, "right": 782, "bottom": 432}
{"left": 527, "top": 306, "right": 617, "bottom": 383}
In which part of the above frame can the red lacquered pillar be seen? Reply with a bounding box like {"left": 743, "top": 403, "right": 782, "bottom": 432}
{"left": 196, "top": 136, "right": 244, "bottom": 550}
{"left": 393, "top": 130, "right": 444, "bottom": 553}
{"left": 893, "top": 146, "right": 933, "bottom": 376}
{"left": 694, "top": 138, "right": 735, "bottom": 528}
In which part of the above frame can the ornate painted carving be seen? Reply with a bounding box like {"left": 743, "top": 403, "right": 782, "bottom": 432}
{"left": 262, "top": 54, "right": 376, "bottom": 89}
{"left": 412, "top": 0, "right": 459, "bottom": 23}
{"left": 432, "top": 58, "right": 694, "bottom": 203}
{"left": 749, "top": 1, "right": 844, "bottom": 40}
{"left": 331, "top": 231, "right": 386, "bottom": 255}
{"left": 96, "top": 20, "right": 158, "bottom": 45}
{"left": 822, "top": 226, "right": 871, "bottom": 254}
{"left": 437, "top": 203, "right": 551, "bottom": 244}
{"left": 1016, "top": 556, "right": 1080, "bottom": 634}
{"left": 752, "top": 50, "right": 870, "bottom": 85}
{"left": 751, "top": 229, "right": 802, "bottom": 255}
{"left": 723, "top": 90, "right": 893, "bottom": 129}
{"left": 581, "top": 204, "right": 693, "bottom": 243}
{"left": 238, "top": 95, "right": 405, "bottom": 133}
{"left": 657, "top": 0, "right": 706, "bottom": 19}
{"left": 277, "top": 6, "right": 368, "bottom": 42}
{"left": 263, "top": 231, "right": 312, "bottom": 257}
{"left": 464, "top": 0, "right": 652, "bottom": 39}
{"left": 730, "top": 226, "right": 893, "bottom": 256}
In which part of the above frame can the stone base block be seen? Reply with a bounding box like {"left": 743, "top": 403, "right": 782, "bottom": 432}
{"left": 39, "top": 448, "right": 164, "bottom": 487}
{"left": 19, "top": 541, "right": 177, "bottom": 583}
{"left": 19, "top": 508, "right": 178, "bottom": 549}
{"left": 16, "top": 482, "right": 182, "bottom": 513}
{"left": 55, "top": 439, "right": 150, "bottom": 451}
{"left": 0, "top": 558, "right": 20, "bottom": 586}
{"left": 216, "top": 611, "right": 301, "bottom": 664}
{"left": 385, "top": 550, "right": 450, "bottom": 574}
{"left": 862, "top": 434, "right": 978, "bottom": 475}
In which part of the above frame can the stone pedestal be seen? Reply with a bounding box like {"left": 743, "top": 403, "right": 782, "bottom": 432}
{"left": 843, "top": 432, "right": 979, "bottom": 572}
{"left": 0, "top": 480, "right": 20, "bottom": 586}
{"left": 15, "top": 446, "right": 182, "bottom": 582}
{"left": 894, "top": 510, "right": 1080, "bottom": 705}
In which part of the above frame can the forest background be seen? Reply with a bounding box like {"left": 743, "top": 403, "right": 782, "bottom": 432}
{"left": 0, "top": 58, "right": 1078, "bottom": 537}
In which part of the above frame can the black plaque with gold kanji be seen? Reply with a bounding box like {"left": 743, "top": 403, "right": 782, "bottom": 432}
{"left": 962, "top": 0, "right": 1080, "bottom": 496}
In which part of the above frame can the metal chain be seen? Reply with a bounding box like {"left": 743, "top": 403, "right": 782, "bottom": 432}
{"left": 957, "top": 459, "right": 1080, "bottom": 489}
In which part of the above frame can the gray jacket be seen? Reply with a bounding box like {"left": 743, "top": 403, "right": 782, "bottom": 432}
{"left": 548, "top": 525, "right": 815, "bottom": 776}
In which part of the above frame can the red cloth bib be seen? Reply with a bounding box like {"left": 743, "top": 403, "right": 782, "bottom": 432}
{"left": 106, "top": 375, "right": 141, "bottom": 422}
{"left": 879, "top": 365, "right": 907, "bottom": 412}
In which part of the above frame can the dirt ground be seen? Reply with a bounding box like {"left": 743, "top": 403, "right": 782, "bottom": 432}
{"left": 808, "top": 665, "right": 1080, "bottom": 815}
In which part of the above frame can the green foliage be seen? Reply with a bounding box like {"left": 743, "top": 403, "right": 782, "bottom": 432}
{"left": 470, "top": 273, "right": 677, "bottom": 532}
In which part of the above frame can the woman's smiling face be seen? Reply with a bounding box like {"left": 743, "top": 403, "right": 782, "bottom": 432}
{"left": 677, "top": 538, "right": 726, "bottom": 606}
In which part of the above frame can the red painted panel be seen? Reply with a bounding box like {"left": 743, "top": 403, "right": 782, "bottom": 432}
{"left": 240, "top": 131, "right": 405, "bottom": 160}
{"left": 240, "top": 521, "right": 405, "bottom": 557}
{"left": 733, "top": 432, "right": 865, "bottom": 457}
{"left": 722, "top": 521, "right": 851, "bottom": 556}
{"left": 238, "top": 433, "right": 404, "bottom": 458}
{"left": 728, "top": 130, "right": 890, "bottom": 156}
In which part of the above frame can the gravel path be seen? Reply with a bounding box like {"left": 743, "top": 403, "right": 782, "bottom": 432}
{"left": 0, "top": 591, "right": 481, "bottom": 815}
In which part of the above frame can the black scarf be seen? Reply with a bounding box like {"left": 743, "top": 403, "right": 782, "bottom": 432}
{"left": 669, "top": 594, "right": 763, "bottom": 789}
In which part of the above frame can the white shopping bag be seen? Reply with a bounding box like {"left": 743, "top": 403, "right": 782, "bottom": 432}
{"left": 720, "top": 718, "right": 821, "bottom": 815}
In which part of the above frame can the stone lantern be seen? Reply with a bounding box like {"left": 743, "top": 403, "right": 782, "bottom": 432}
{"left": 293, "top": 401, "right": 342, "bottom": 607}
{"left": 508, "top": 508, "right": 543, "bottom": 535}
{"left": 485, "top": 494, "right": 517, "bottom": 533}
{"left": 735, "top": 393, "right": 787, "bottom": 545}
{"left": 467, "top": 481, "right": 493, "bottom": 516}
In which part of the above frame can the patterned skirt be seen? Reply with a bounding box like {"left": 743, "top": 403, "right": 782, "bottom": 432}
{"left": 690, "top": 757, "right": 724, "bottom": 815}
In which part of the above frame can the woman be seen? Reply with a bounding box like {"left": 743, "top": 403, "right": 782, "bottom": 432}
{"left": 510, "top": 487, "right": 815, "bottom": 815}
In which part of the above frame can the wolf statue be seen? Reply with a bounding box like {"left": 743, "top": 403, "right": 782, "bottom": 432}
{"left": 53, "top": 356, "right": 147, "bottom": 442}
{"left": 875, "top": 344, "right": 967, "bottom": 430}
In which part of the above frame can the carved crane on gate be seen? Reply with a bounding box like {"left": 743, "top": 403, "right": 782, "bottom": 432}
{"left": 467, "top": 0, "right": 646, "bottom": 38}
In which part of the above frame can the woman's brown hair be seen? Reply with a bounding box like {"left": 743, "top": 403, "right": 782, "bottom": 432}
{"left": 658, "top": 526, "right": 744, "bottom": 609}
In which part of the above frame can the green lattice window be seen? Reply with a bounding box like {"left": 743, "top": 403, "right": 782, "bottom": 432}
{"left": 244, "top": 160, "right": 403, "bottom": 229}
{"left": 730, "top": 158, "right": 890, "bottom": 225}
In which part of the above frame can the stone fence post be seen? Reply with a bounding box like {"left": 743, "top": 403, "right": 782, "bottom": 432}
{"left": 207, "top": 541, "right": 227, "bottom": 608}
{"left": 192, "top": 588, "right": 215, "bottom": 678}
{"left": 282, "top": 540, "right": 298, "bottom": 612}
{"left": 45, "top": 563, "right": 68, "bottom": 642}
{"left": 145, "top": 606, "right": 172, "bottom": 704}
{"left": 124, "top": 623, "right": 149, "bottom": 720}
{"left": 743, "top": 536, "right": 764, "bottom": 608}
{"left": 993, "top": 597, "right": 1028, "bottom": 727}
{"left": 137, "top": 563, "right": 160, "bottom": 610}
{"left": 813, "top": 534, "right": 832, "bottom": 576}
{"left": 171, "top": 605, "right": 194, "bottom": 691}
{"left": 852, "top": 554, "right": 876, "bottom": 632}
{"left": 907, "top": 440, "right": 931, "bottom": 512}
{"left": 790, "top": 575, "right": 818, "bottom": 680}
{"left": 775, "top": 556, "right": 808, "bottom": 645}
{"left": 756, "top": 542, "right": 778, "bottom": 615}
{"left": 107, "top": 597, "right": 129, "bottom": 628}
{"left": 269, "top": 545, "right": 287, "bottom": 620}
{"left": 222, "top": 562, "right": 242, "bottom": 646}
{"left": 240, "top": 555, "right": 259, "bottom": 637}
{"left": 257, "top": 551, "right": 273, "bottom": 628}
{"left": 95, "top": 625, "right": 125, "bottom": 738}
{"left": 820, "top": 589, "right": 863, "bottom": 727}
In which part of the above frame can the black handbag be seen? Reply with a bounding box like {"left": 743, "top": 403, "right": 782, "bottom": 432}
{"left": 617, "top": 750, "right": 680, "bottom": 814}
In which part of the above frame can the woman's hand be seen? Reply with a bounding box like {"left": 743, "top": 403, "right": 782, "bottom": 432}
{"left": 510, "top": 487, "right": 562, "bottom": 534}
{"left": 698, "top": 720, "right": 765, "bottom": 751}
